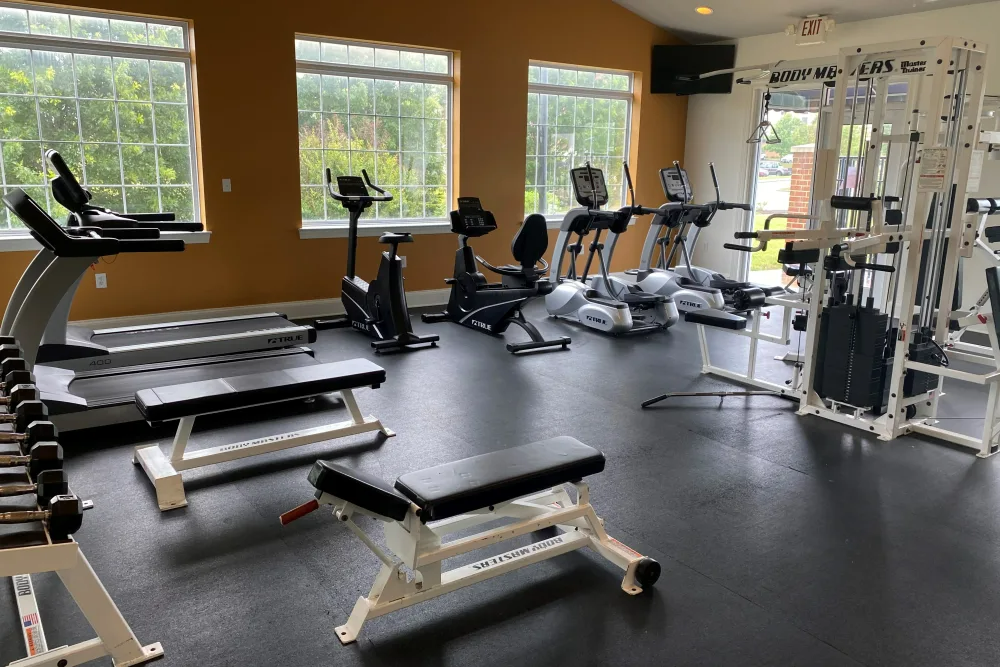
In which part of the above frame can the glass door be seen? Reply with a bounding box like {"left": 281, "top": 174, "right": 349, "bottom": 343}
{"left": 748, "top": 88, "right": 823, "bottom": 285}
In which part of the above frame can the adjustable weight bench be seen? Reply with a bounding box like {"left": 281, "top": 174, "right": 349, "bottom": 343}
{"left": 281, "top": 436, "right": 660, "bottom": 644}
{"left": 684, "top": 308, "right": 747, "bottom": 330}
{"left": 133, "top": 360, "right": 392, "bottom": 511}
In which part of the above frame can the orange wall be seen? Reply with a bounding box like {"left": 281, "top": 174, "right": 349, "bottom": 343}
{"left": 3, "top": 0, "right": 688, "bottom": 320}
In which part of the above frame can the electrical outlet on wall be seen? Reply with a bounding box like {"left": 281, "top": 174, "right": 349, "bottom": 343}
{"left": 95, "top": 273, "right": 107, "bottom": 289}
{"left": 222, "top": 179, "right": 232, "bottom": 192}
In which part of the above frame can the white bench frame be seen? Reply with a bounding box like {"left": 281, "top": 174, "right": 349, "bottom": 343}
{"left": 305, "top": 480, "right": 654, "bottom": 644}
{"left": 3, "top": 538, "right": 162, "bottom": 666}
{"left": 134, "top": 388, "right": 393, "bottom": 511}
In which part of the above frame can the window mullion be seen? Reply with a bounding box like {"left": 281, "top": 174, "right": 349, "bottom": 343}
{"left": 28, "top": 48, "right": 46, "bottom": 213}
{"left": 147, "top": 62, "right": 162, "bottom": 213}
{"left": 71, "top": 53, "right": 87, "bottom": 190}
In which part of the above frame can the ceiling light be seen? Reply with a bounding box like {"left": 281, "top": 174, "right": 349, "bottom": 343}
{"left": 695, "top": 6, "right": 714, "bottom": 14}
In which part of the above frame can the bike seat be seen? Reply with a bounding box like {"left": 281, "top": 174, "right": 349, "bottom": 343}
{"left": 379, "top": 232, "right": 413, "bottom": 244}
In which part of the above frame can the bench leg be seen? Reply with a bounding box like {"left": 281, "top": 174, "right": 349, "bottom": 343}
{"left": 133, "top": 445, "right": 187, "bottom": 511}
{"left": 335, "top": 562, "right": 413, "bottom": 645}
{"left": 132, "top": 416, "right": 194, "bottom": 511}
{"left": 341, "top": 389, "right": 394, "bottom": 437}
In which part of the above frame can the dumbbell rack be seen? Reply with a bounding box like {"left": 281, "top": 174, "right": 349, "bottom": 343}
{"left": 0, "top": 338, "right": 163, "bottom": 666}
{"left": 2, "top": 537, "right": 163, "bottom": 666}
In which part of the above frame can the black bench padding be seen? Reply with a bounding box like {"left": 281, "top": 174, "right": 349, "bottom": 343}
{"left": 308, "top": 461, "right": 410, "bottom": 521}
{"left": 394, "top": 436, "right": 605, "bottom": 522}
{"left": 685, "top": 308, "right": 747, "bottom": 330}
{"left": 135, "top": 359, "right": 386, "bottom": 422}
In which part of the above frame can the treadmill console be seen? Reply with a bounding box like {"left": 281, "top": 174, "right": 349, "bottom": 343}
{"left": 571, "top": 166, "right": 609, "bottom": 208}
{"left": 450, "top": 197, "right": 497, "bottom": 237}
{"left": 336, "top": 175, "right": 370, "bottom": 198}
{"left": 660, "top": 167, "right": 692, "bottom": 203}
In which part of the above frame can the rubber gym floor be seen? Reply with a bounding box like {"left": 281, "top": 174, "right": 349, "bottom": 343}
{"left": 2, "top": 301, "right": 999, "bottom": 667}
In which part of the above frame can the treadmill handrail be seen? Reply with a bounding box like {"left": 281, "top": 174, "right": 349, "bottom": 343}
{"left": 3, "top": 189, "right": 120, "bottom": 257}
{"left": 4, "top": 189, "right": 184, "bottom": 256}
{"left": 46, "top": 149, "right": 196, "bottom": 230}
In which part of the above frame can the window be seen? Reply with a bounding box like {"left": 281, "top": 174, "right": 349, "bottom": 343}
{"left": 0, "top": 3, "right": 197, "bottom": 230}
{"left": 525, "top": 64, "right": 632, "bottom": 218}
{"left": 295, "top": 37, "right": 452, "bottom": 224}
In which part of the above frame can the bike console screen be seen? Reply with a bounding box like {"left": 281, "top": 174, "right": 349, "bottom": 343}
{"left": 660, "top": 167, "right": 692, "bottom": 203}
{"left": 450, "top": 197, "right": 497, "bottom": 237}
{"left": 571, "top": 166, "right": 609, "bottom": 208}
{"left": 337, "top": 176, "right": 369, "bottom": 198}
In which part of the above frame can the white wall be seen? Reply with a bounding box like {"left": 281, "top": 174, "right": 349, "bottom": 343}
{"left": 686, "top": 1, "right": 1000, "bottom": 301}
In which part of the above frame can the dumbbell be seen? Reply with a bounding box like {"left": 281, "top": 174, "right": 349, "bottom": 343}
{"left": 0, "top": 469, "right": 68, "bottom": 506}
{"left": 0, "top": 400, "right": 48, "bottom": 433}
{"left": 0, "top": 420, "right": 58, "bottom": 451}
{"left": 0, "top": 362, "right": 32, "bottom": 393}
{"left": 0, "top": 494, "right": 83, "bottom": 540}
{"left": 0, "top": 384, "right": 39, "bottom": 407}
{"left": 0, "top": 442, "right": 63, "bottom": 477}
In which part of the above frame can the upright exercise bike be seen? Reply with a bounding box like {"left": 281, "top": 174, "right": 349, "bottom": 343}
{"left": 421, "top": 197, "right": 571, "bottom": 353}
{"left": 314, "top": 169, "right": 438, "bottom": 353}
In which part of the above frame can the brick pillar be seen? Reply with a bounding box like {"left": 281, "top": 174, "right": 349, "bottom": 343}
{"left": 786, "top": 144, "right": 814, "bottom": 230}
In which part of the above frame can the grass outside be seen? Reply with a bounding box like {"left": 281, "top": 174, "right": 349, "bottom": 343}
{"left": 750, "top": 213, "right": 788, "bottom": 272}
{"left": 758, "top": 174, "right": 791, "bottom": 182}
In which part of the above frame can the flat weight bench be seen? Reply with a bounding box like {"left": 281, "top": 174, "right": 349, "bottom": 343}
{"left": 133, "top": 359, "right": 392, "bottom": 511}
{"left": 280, "top": 436, "right": 660, "bottom": 644}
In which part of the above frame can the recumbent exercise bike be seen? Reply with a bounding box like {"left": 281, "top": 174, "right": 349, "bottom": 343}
{"left": 421, "top": 197, "right": 570, "bottom": 353}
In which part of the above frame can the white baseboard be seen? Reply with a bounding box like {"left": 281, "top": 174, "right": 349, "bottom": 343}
{"left": 71, "top": 288, "right": 452, "bottom": 330}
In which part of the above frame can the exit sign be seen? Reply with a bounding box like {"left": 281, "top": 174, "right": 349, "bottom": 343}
{"left": 793, "top": 15, "right": 833, "bottom": 45}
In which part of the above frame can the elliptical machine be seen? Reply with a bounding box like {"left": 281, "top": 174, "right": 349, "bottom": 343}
{"left": 620, "top": 162, "right": 784, "bottom": 312}
{"left": 314, "top": 169, "right": 438, "bottom": 353}
{"left": 545, "top": 162, "right": 678, "bottom": 334}
{"left": 421, "top": 197, "right": 570, "bottom": 353}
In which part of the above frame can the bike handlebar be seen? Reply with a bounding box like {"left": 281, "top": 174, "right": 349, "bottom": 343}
{"left": 324, "top": 168, "right": 393, "bottom": 202}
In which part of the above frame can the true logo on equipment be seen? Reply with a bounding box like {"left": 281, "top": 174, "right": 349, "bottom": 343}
{"left": 471, "top": 320, "right": 492, "bottom": 331}
{"left": 585, "top": 315, "right": 608, "bottom": 325}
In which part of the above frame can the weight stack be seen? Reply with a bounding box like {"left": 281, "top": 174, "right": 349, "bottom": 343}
{"left": 814, "top": 303, "right": 890, "bottom": 409}
{"left": 904, "top": 329, "right": 943, "bottom": 397}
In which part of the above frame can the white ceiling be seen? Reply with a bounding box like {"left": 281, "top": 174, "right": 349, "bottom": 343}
{"left": 615, "top": 0, "right": 997, "bottom": 43}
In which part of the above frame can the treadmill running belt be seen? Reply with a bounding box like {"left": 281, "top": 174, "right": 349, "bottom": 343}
{"left": 92, "top": 315, "right": 296, "bottom": 348}
{"left": 50, "top": 351, "right": 318, "bottom": 406}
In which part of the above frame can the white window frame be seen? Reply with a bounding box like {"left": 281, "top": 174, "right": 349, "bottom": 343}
{"left": 0, "top": 2, "right": 202, "bottom": 242}
{"left": 526, "top": 62, "right": 634, "bottom": 226}
{"left": 294, "top": 36, "right": 454, "bottom": 239}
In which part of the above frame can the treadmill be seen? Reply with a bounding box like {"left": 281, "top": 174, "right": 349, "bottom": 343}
{"left": 2, "top": 189, "right": 320, "bottom": 431}
{"left": 8, "top": 150, "right": 315, "bottom": 372}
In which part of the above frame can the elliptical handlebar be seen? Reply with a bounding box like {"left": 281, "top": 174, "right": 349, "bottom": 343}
{"left": 324, "top": 168, "right": 393, "bottom": 202}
